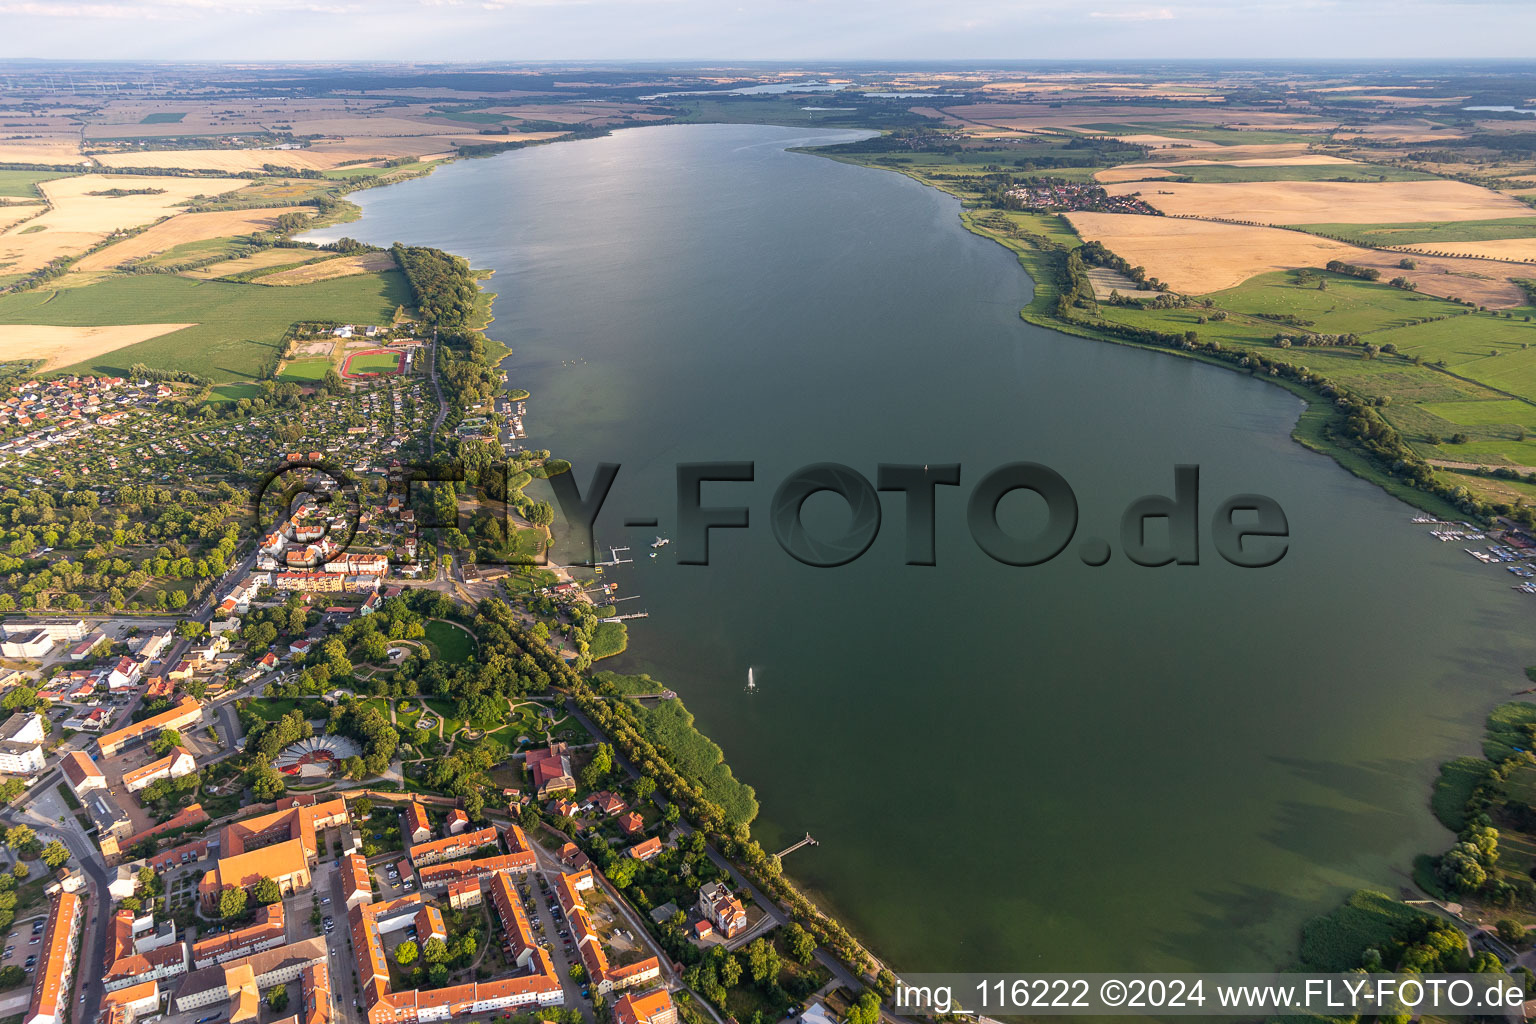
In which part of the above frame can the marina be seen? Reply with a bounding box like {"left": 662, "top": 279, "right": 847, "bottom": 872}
{"left": 1415, "top": 516, "right": 1536, "bottom": 592}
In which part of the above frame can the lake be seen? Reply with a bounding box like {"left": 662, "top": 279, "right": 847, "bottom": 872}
{"left": 306, "top": 123, "right": 1535, "bottom": 972}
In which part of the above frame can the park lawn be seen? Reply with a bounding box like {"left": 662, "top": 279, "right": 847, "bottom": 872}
{"left": 1163, "top": 162, "right": 1438, "bottom": 184}
{"left": 421, "top": 698, "right": 465, "bottom": 737}
{"left": 0, "top": 169, "right": 73, "bottom": 198}
{"left": 1288, "top": 217, "right": 1536, "bottom": 247}
{"left": 1201, "top": 270, "right": 1468, "bottom": 336}
{"left": 0, "top": 271, "right": 410, "bottom": 383}
{"left": 423, "top": 619, "right": 476, "bottom": 663}
{"left": 247, "top": 697, "right": 314, "bottom": 723}
{"left": 278, "top": 357, "right": 332, "bottom": 382}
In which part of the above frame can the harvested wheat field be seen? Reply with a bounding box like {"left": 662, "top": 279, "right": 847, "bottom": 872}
{"left": 0, "top": 323, "right": 195, "bottom": 370}
{"left": 0, "top": 173, "right": 252, "bottom": 273}
{"left": 35, "top": 174, "right": 250, "bottom": 231}
{"left": 94, "top": 148, "right": 362, "bottom": 173}
{"left": 0, "top": 206, "right": 43, "bottom": 232}
{"left": 181, "top": 249, "right": 327, "bottom": 280}
{"left": 259, "top": 251, "right": 397, "bottom": 286}
{"left": 0, "top": 138, "right": 85, "bottom": 164}
{"left": 1063, "top": 213, "right": 1368, "bottom": 293}
{"left": 74, "top": 208, "right": 312, "bottom": 272}
{"left": 1095, "top": 167, "right": 1183, "bottom": 183}
{"left": 1104, "top": 179, "right": 1533, "bottom": 224}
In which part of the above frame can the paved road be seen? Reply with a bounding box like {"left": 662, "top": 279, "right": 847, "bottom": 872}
{"left": 3, "top": 786, "right": 110, "bottom": 1024}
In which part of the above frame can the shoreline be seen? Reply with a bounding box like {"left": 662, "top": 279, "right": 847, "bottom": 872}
{"left": 341, "top": 138, "right": 903, "bottom": 991}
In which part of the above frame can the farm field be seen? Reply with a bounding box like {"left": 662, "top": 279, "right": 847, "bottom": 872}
{"left": 181, "top": 248, "right": 328, "bottom": 279}
{"left": 1143, "top": 162, "right": 1439, "bottom": 183}
{"left": 0, "top": 270, "right": 410, "bottom": 382}
{"left": 73, "top": 208, "right": 312, "bottom": 272}
{"left": 0, "top": 172, "right": 252, "bottom": 274}
{"left": 1064, "top": 213, "right": 1366, "bottom": 293}
{"left": 0, "top": 169, "right": 72, "bottom": 198}
{"left": 260, "top": 251, "right": 397, "bottom": 285}
{"left": 1202, "top": 270, "right": 1468, "bottom": 336}
{"left": 0, "top": 322, "right": 197, "bottom": 371}
{"left": 1104, "top": 179, "right": 1535, "bottom": 224}
{"left": 1287, "top": 218, "right": 1536, "bottom": 247}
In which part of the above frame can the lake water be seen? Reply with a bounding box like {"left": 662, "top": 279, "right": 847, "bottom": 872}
{"left": 306, "top": 123, "right": 1536, "bottom": 972}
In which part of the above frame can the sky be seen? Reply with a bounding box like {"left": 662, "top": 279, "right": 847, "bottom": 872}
{"left": 3, "top": 0, "right": 1536, "bottom": 62}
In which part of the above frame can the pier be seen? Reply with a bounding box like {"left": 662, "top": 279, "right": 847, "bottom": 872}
{"left": 598, "top": 611, "right": 649, "bottom": 622}
{"left": 776, "top": 832, "right": 819, "bottom": 859}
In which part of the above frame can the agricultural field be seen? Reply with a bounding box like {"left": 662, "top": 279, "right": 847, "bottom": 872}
{"left": 0, "top": 169, "right": 72, "bottom": 198}
{"left": 0, "top": 270, "right": 410, "bottom": 382}
{"left": 1202, "top": 271, "right": 1468, "bottom": 336}
{"left": 1142, "top": 162, "right": 1439, "bottom": 184}
{"left": 260, "top": 251, "right": 397, "bottom": 285}
{"left": 0, "top": 172, "right": 252, "bottom": 274}
{"left": 1103, "top": 178, "right": 1535, "bottom": 224}
{"left": 1287, "top": 218, "right": 1536, "bottom": 248}
{"left": 181, "top": 248, "right": 329, "bottom": 280}
{"left": 1064, "top": 213, "right": 1366, "bottom": 293}
{"left": 0, "top": 322, "right": 196, "bottom": 371}
{"left": 74, "top": 208, "right": 312, "bottom": 272}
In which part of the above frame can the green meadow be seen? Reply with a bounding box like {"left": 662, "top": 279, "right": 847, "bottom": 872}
{"left": 0, "top": 271, "right": 410, "bottom": 383}
{"left": 0, "top": 169, "right": 71, "bottom": 198}
{"left": 1203, "top": 270, "right": 1467, "bottom": 335}
{"left": 138, "top": 112, "right": 187, "bottom": 124}
{"left": 1288, "top": 217, "right": 1536, "bottom": 247}
{"left": 1161, "top": 162, "right": 1438, "bottom": 183}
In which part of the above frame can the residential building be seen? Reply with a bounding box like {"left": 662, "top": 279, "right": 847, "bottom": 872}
{"left": 404, "top": 802, "right": 431, "bottom": 844}
{"left": 191, "top": 904, "right": 286, "bottom": 968}
{"left": 626, "top": 837, "right": 662, "bottom": 862}
{"left": 0, "top": 712, "right": 45, "bottom": 774}
{"left": 614, "top": 989, "right": 678, "bottom": 1024}
{"left": 408, "top": 826, "right": 499, "bottom": 867}
{"left": 23, "top": 891, "right": 82, "bottom": 1024}
{"left": 697, "top": 882, "right": 748, "bottom": 939}
{"left": 103, "top": 909, "right": 189, "bottom": 990}
{"left": 446, "top": 880, "right": 482, "bottom": 911}
{"left": 172, "top": 938, "right": 327, "bottom": 1014}
{"left": 107, "top": 656, "right": 141, "bottom": 690}
{"left": 341, "top": 854, "right": 372, "bottom": 910}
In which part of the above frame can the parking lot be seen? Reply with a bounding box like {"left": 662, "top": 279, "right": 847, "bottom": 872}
{"left": 0, "top": 912, "right": 50, "bottom": 979}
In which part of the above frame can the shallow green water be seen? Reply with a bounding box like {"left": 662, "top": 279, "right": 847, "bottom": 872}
{"left": 307, "top": 123, "right": 1535, "bottom": 973}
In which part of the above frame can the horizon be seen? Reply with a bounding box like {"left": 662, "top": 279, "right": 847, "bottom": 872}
{"left": 6, "top": 1, "right": 1536, "bottom": 64}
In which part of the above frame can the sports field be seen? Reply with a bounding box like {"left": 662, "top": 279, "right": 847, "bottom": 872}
{"left": 277, "top": 357, "right": 332, "bottom": 382}
{"left": 342, "top": 349, "right": 404, "bottom": 377}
